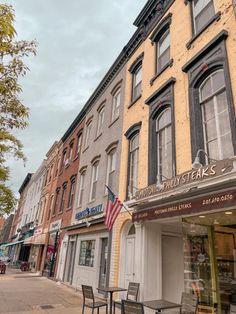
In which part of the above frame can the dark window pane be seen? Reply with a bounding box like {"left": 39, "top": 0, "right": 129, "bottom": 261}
{"left": 195, "top": 1, "right": 215, "bottom": 33}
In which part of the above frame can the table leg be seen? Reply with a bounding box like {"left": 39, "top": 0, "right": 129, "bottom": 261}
{"left": 109, "top": 291, "right": 113, "bottom": 314}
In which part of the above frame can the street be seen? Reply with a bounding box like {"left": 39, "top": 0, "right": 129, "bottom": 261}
{"left": 0, "top": 268, "right": 106, "bottom": 314}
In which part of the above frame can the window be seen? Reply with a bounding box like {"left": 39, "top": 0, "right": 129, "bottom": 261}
{"left": 128, "top": 133, "right": 139, "bottom": 196}
{"left": 90, "top": 161, "right": 99, "bottom": 201}
{"left": 192, "top": 0, "right": 215, "bottom": 34}
{"left": 47, "top": 195, "right": 54, "bottom": 220}
{"left": 199, "top": 70, "right": 234, "bottom": 161}
{"left": 112, "top": 88, "right": 121, "bottom": 121}
{"left": 48, "top": 164, "right": 54, "bottom": 183}
{"left": 68, "top": 180, "right": 75, "bottom": 208}
{"left": 76, "top": 133, "right": 82, "bottom": 156}
{"left": 132, "top": 66, "right": 142, "bottom": 101}
{"left": 78, "top": 171, "right": 85, "bottom": 207}
{"left": 52, "top": 190, "right": 60, "bottom": 216}
{"left": 79, "top": 240, "right": 95, "bottom": 267}
{"left": 156, "top": 107, "right": 173, "bottom": 179}
{"left": 85, "top": 121, "right": 92, "bottom": 148}
{"left": 97, "top": 106, "right": 105, "bottom": 136}
{"left": 55, "top": 157, "right": 60, "bottom": 177}
{"left": 61, "top": 150, "right": 67, "bottom": 170}
{"left": 106, "top": 148, "right": 117, "bottom": 191}
{"left": 59, "top": 185, "right": 67, "bottom": 213}
{"left": 68, "top": 143, "right": 74, "bottom": 161}
{"left": 157, "top": 29, "right": 170, "bottom": 72}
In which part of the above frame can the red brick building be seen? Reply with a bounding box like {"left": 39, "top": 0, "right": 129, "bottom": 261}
{"left": 47, "top": 114, "right": 85, "bottom": 278}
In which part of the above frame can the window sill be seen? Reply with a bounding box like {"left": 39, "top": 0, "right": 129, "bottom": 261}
{"left": 66, "top": 206, "right": 72, "bottom": 211}
{"left": 58, "top": 211, "right": 63, "bottom": 215}
{"left": 73, "top": 154, "right": 79, "bottom": 162}
{"left": 65, "top": 163, "right": 70, "bottom": 169}
{"left": 108, "top": 116, "right": 119, "bottom": 128}
{"left": 94, "top": 133, "right": 102, "bottom": 142}
{"left": 82, "top": 146, "right": 89, "bottom": 153}
{"left": 186, "top": 12, "right": 221, "bottom": 49}
{"left": 128, "top": 94, "right": 142, "bottom": 109}
{"left": 150, "top": 59, "right": 173, "bottom": 86}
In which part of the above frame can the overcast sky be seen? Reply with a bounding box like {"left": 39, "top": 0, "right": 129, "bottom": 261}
{"left": 5, "top": 0, "right": 147, "bottom": 195}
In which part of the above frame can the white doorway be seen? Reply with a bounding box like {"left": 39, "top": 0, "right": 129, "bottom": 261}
{"left": 125, "top": 236, "right": 135, "bottom": 286}
{"left": 162, "top": 234, "right": 184, "bottom": 303}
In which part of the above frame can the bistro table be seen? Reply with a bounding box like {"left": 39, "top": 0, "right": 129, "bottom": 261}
{"left": 143, "top": 299, "right": 181, "bottom": 314}
{"left": 97, "top": 286, "right": 127, "bottom": 314}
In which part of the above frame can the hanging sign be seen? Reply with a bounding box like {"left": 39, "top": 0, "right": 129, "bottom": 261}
{"left": 134, "top": 159, "right": 233, "bottom": 201}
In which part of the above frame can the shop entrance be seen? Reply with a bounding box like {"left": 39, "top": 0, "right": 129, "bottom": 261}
{"left": 124, "top": 225, "right": 136, "bottom": 287}
{"left": 98, "top": 237, "right": 108, "bottom": 292}
{"left": 184, "top": 209, "right": 236, "bottom": 314}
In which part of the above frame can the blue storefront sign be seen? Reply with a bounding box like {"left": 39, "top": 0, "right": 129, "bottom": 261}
{"left": 75, "top": 204, "right": 103, "bottom": 221}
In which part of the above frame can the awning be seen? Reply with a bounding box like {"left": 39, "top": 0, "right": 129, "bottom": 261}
{"left": 0, "top": 240, "right": 24, "bottom": 248}
{"left": 23, "top": 233, "right": 46, "bottom": 245}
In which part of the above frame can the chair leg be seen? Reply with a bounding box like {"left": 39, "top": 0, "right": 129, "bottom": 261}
{"left": 114, "top": 302, "right": 115, "bottom": 314}
{"left": 92, "top": 308, "right": 94, "bottom": 314}
{"left": 82, "top": 305, "right": 85, "bottom": 314}
{"left": 97, "top": 307, "right": 99, "bottom": 314}
{"left": 106, "top": 305, "right": 108, "bottom": 314}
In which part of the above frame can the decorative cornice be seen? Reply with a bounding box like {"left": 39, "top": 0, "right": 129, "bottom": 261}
{"left": 182, "top": 30, "right": 228, "bottom": 73}
{"left": 128, "top": 52, "right": 144, "bottom": 73}
{"left": 124, "top": 122, "right": 142, "bottom": 139}
{"left": 145, "top": 77, "right": 176, "bottom": 105}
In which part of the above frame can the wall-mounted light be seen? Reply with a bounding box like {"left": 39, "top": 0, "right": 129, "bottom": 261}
{"left": 192, "top": 149, "right": 217, "bottom": 169}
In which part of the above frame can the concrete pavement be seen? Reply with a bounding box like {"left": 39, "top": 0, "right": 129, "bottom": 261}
{"left": 0, "top": 268, "right": 107, "bottom": 314}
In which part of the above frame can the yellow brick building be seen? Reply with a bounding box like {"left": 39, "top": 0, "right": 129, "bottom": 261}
{"left": 110, "top": 1, "right": 236, "bottom": 313}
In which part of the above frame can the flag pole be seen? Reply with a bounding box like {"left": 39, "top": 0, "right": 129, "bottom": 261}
{"left": 105, "top": 185, "right": 132, "bottom": 218}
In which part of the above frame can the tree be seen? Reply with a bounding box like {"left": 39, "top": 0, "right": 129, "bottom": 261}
{"left": 0, "top": 4, "right": 37, "bottom": 215}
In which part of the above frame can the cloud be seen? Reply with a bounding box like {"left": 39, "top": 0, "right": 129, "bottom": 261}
{"left": 5, "top": 0, "right": 147, "bottom": 194}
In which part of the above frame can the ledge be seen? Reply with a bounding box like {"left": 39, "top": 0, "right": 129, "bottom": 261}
{"left": 128, "top": 94, "right": 142, "bottom": 109}
{"left": 150, "top": 59, "right": 173, "bottom": 86}
{"left": 186, "top": 12, "right": 221, "bottom": 50}
{"left": 146, "top": 77, "right": 176, "bottom": 105}
{"left": 108, "top": 116, "right": 119, "bottom": 128}
{"left": 94, "top": 133, "right": 102, "bottom": 142}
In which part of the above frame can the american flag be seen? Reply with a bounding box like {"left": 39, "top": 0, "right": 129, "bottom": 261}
{"left": 104, "top": 186, "right": 123, "bottom": 230}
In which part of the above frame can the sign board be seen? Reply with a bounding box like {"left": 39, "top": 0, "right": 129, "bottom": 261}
{"left": 75, "top": 204, "right": 103, "bottom": 221}
{"left": 134, "top": 159, "right": 233, "bottom": 201}
{"left": 49, "top": 219, "right": 62, "bottom": 232}
{"left": 132, "top": 190, "right": 236, "bottom": 222}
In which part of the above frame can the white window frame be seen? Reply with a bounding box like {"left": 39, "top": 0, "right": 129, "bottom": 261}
{"left": 97, "top": 106, "right": 105, "bottom": 136}
{"left": 85, "top": 121, "right": 92, "bottom": 148}
{"left": 157, "top": 29, "right": 170, "bottom": 71}
{"left": 68, "top": 180, "right": 75, "bottom": 208}
{"left": 78, "top": 171, "right": 85, "bottom": 207}
{"left": 128, "top": 133, "right": 139, "bottom": 196}
{"left": 76, "top": 133, "right": 82, "bottom": 156}
{"left": 90, "top": 161, "right": 99, "bottom": 201}
{"left": 132, "top": 66, "right": 142, "bottom": 101}
{"left": 106, "top": 148, "right": 117, "bottom": 192}
{"left": 112, "top": 88, "right": 121, "bottom": 122}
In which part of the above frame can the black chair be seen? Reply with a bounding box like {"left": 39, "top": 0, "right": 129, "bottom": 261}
{"left": 230, "top": 304, "right": 236, "bottom": 314}
{"left": 121, "top": 300, "right": 144, "bottom": 314}
{"left": 114, "top": 282, "right": 140, "bottom": 313}
{"left": 180, "top": 292, "right": 198, "bottom": 314}
{"left": 82, "top": 285, "right": 108, "bottom": 314}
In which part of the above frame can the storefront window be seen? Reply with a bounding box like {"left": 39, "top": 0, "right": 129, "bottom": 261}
{"left": 184, "top": 209, "right": 236, "bottom": 314}
{"left": 183, "top": 222, "right": 215, "bottom": 306}
{"left": 79, "top": 240, "right": 95, "bottom": 267}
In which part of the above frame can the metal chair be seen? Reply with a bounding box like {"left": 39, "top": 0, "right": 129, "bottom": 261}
{"left": 82, "top": 285, "right": 108, "bottom": 314}
{"left": 121, "top": 300, "right": 144, "bottom": 314}
{"left": 230, "top": 304, "right": 236, "bottom": 314}
{"left": 180, "top": 292, "right": 198, "bottom": 314}
{"left": 114, "top": 282, "right": 140, "bottom": 313}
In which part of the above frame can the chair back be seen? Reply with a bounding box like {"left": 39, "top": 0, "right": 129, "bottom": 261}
{"left": 121, "top": 300, "right": 144, "bottom": 314}
{"left": 127, "top": 282, "right": 140, "bottom": 301}
{"left": 181, "top": 292, "right": 198, "bottom": 314}
{"left": 230, "top": 304, "right": 236, "bottom": 314}
{"left": 82, "top": 285, "right": 94, "bottom": 305}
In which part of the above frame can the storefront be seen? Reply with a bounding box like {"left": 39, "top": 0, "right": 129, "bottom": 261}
{"left": 61, "top": 204, "right": 110, "bottom": 295}
{"left": 125, "top": 158, "right": 236, "bottom": 314}
{"left": 43, "top": 219, "right": 61, "bottom": 277}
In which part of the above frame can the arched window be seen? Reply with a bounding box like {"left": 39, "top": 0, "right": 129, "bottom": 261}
{"left": 199, "top": 70, "right": 234, "bottom": 161}
{"left": 156, "top": 107, "right": 172, "bottom": 180}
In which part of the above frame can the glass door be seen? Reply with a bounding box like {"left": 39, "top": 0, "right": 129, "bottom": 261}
{"left": 98, "top": 238, "right": 108, "bottom": 294}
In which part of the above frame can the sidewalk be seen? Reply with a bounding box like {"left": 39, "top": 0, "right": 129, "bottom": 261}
{"left": 0, "top": 268, "right": 107, "bottom": 314}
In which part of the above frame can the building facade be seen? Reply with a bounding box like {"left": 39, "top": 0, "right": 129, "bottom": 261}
{"left": 111, "top": 1, "right": 236, "bottom": 314}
